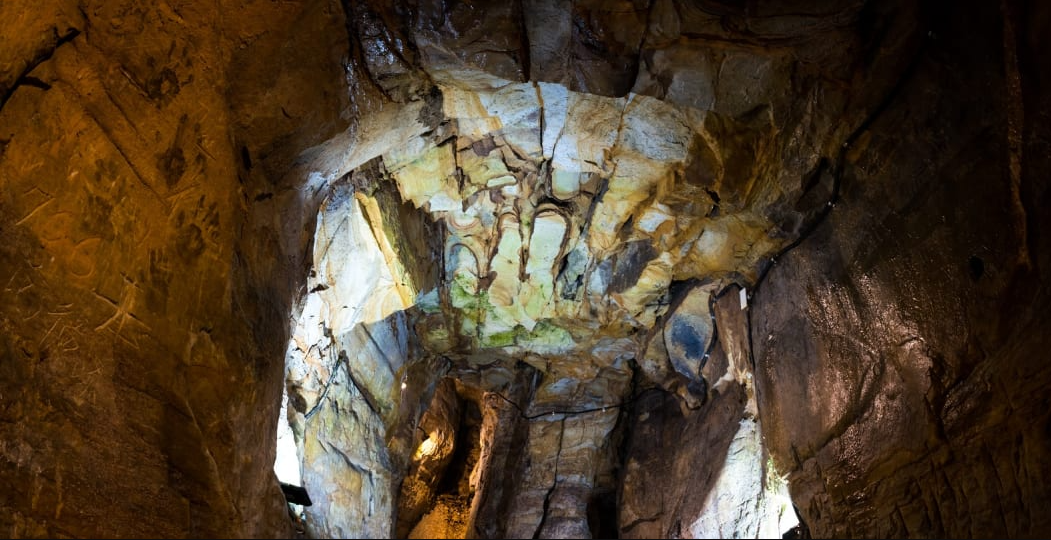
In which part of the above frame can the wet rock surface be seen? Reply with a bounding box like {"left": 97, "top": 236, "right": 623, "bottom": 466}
{"left": 753, "top": 2, "right": 1051, "bottom": 536}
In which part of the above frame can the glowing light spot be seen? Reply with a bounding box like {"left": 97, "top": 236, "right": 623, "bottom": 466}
{"left": 414, "top": 436, "right": 438, "bottom": 460}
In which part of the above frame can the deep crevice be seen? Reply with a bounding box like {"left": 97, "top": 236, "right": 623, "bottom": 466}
{"left": 0, "top": 26, "right": 80, "bottom": 111}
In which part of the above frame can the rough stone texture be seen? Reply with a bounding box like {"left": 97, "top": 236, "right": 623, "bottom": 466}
{"left": 463, "top": 369, "right": 536, "bottom": 539}
{"left": 0, "top": 0, "right": 355, "bottom": 536}
{"left": 282, "top": 176, "right": 443, "bottom": 539}
{"left": 397, "top": 82, "right": 787, "bottom": 365}
{"left": 753, "top": 1, "right": 1051, "bottom": 538}
{"left": 619, "top": 384, "right": 746, "bottom": 539}
{"left": 620, "top": 281, "right": 791, "bottom": 539}
{"left": 684, "top": 418, "right": 796, "bottom": 539}
{"left": 408, "top": 494, "right": 470, "bottom": 539}
{"left": 396, "top": 379, "right": 462, "bottom": 539}
{"left": 1, "top": 0, "right": 1049, "bottom": 538}
{"left": 502, "top": 406, "right": 623, "bottom": 539}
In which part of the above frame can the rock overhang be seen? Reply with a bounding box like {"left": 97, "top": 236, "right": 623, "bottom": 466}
{"left": 356, "top": 78, "right": 785, "bottom": 373}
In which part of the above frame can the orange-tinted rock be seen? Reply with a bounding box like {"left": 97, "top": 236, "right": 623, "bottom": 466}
{"left": 1, "top": 0, "right": 1049, "bottom": 538}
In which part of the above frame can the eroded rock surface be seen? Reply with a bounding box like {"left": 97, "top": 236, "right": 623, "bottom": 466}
{"left": 0, "top": 0, "right": 355, "bottom": 536}
{"left": 0, "top": 0, "right": 1049, "bottom": 538}
{"left": 753, "top": 2, "right": 1051, "bottom": 537}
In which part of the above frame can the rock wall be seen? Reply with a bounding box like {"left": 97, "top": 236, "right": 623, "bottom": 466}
{"left": 753, "top": 1, "right": 1051, "bottom": 537}
{"left": 619, "top": 284, "right": 796, "bottom": 539}
{"left": 396, "top": 379, "right": 463, "bottom": 538}
{"left": 0, "top": 0, "right": 356, "bottom": 536}
{"left": 1, "top": 0, "right": 1049, "bottom": 538}
{"left": 284, "top": 179, "right": 423, "bottom": 539}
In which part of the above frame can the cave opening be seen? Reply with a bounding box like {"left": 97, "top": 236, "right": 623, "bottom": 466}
{"left": 400, "top": 378, "right": 486, "bottom": 539}
{"left": 586, "top": 489, "right": 619, "bottom": 540}
{"left": 275, "top": 384, "right": 308, "bottom": 532}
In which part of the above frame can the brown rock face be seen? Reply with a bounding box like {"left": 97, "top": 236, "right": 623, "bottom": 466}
{"left": 397, "top": 379, "right": 463, "bottom": 538}
{"left": 0, "top": 0, "right": 354, "bottom": 536}
{"left": 1, "top": 0, "right": 1049, "bottom": 539}
{"left": 753, "top": 2, "right": 1051, "bottom": 537}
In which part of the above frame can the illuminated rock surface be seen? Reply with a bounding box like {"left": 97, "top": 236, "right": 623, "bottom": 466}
{"left": 0, "top": 0, "right": 1049, "bottom": 538}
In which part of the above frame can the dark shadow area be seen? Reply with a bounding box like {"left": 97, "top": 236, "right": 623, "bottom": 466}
{"left": 587, "top": 489, "right": 619, "bottom": 539}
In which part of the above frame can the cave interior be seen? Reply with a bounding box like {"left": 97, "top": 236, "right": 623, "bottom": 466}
{"left": 0, "top": 0, "right": 1050, "bottom": 538}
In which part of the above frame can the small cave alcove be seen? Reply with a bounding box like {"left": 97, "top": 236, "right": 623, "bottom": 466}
{"left": 397, "top": 378, "right": 486, "bottom": 539}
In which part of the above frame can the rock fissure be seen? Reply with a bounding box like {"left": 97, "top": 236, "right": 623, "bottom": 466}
{"left": 0, "top": 25, "right": 81, "bottom": 111}
{"left": 998, "top": 0, "right": 1030, "bottom": 269}
{"left": 303, "top": 348, "right": 344, "bottom": 420}
{"left": 532, "top": 416, "right": 564, "bottom": 540}
{"left": 1, "top": 1, "right": 1048, "bottom": 538}
{"left": 491, "top": 386, "right": 660, "bottom": 421}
